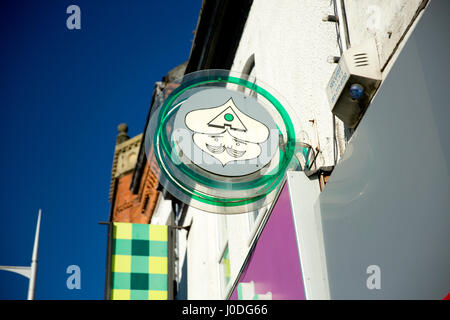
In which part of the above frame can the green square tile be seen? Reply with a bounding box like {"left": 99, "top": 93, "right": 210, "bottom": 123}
{"left": 113, "top": 239, "right": 132, "bottom": 255}
{"left": 132, "top": 239, "right": 149, "bottom": 256}
{"left": 131, "top": 255, "right": 149, "bottom": 273}
{"left": 130, "top": 290, "right": 149, "bottom": 300}
{"left": 132, "top": 224, "right": 149, "bottom": 240}
{"left": 149, "top": 274, "right": 168, "bottom": 291}
{"left": 130, "top": 273, "right": 149, "bottom": 290}
{"left": 111, "top": 272, "right": 131, "bottom": 290}
{"left": 149, "top": 241, "right": 168, "bottom": 257}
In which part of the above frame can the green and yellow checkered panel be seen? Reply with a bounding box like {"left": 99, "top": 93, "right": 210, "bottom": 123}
{"left": 111, "top": 222, "right": 168, "bottom": 300}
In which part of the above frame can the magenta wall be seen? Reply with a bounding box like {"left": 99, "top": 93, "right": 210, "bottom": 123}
{"left": 230, "top": 183, "right": 306, "bottom": 300}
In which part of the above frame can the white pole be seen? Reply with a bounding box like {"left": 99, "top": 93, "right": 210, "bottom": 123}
{"left": 27, "top": 209, "right": 41, "bottom": 300}
{"left": 335, "top": 0, "right": 350, "bottom": 52}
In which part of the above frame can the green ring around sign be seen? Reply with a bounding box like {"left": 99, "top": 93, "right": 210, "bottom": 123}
{"left": 157, "top": 81, "right": 289, "bottom": 191}
{"left": 154, "top": 76, "right": 295, "bottom": 205}
{"left": 152, "top": 75, "right": 296, "bottom": 207}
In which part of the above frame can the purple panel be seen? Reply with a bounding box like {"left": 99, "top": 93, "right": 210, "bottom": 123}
{"left": 230, "top": 183, "right": 305, "bottom": 300}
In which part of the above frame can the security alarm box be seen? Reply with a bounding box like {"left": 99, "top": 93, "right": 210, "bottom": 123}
{"left": 326, "top": 39, "right": 382, "bottom": 128}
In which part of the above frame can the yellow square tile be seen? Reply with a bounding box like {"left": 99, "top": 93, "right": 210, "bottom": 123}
{"left": 114, "top": 222, "right": 132, "bottom": 239}
{"left": 111, "top": 289, "right": 130, "bottom": 300}
{"left": 149, "top": 257, "right": 168, "bottom": 274}
{"left": 149, "top": 225, "right": 168, "bottom": 241}
{"left": 148, "top": 290, "right": 168, "bottom": 300}
{"left": 112, "top": 255, "right": 131, "bottom": 273}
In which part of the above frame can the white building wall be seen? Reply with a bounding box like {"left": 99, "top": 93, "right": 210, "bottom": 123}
{"left": 150, "top": 196, "right": 172, "bottom": 225}
{"left": 231, "top": 0, "right": 341, "bottom": 167}
{"left": 344, "top": 0, "right": 424, "bottom": 74}
{"left": 223, "top": 213, "right": 254, "bottom": 295}
{"left": 184, "top": 206, "right": 253, "bottom": 299}
{"left": 183, "top": 0, "right": 427, "bottom": 300}
{"left": 185, "top": 207, "right": 222, "bottom": 299}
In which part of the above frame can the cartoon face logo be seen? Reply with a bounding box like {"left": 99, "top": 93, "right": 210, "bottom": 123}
{"left": 185, "top": 98, "right": 270, "bottom": 166}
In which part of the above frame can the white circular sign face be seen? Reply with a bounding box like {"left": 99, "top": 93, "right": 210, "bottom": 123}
{"left": 172, "top": 88, "right": 279, "bottom": 177}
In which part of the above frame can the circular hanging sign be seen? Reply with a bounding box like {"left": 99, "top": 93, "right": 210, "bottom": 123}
{"left": 144, "top": 70, "right": 304, "bottom": 214}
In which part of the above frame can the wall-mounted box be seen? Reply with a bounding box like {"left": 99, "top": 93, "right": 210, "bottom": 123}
{"left": 326, "top": 40, "right": 382, "bottom": 128}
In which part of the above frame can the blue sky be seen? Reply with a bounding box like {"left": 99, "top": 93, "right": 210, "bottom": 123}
{"left": 0, "top": 0, "right": 201, "bottom": 299}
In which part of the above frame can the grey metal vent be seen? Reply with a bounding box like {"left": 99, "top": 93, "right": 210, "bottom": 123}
{"left": 354, "top": 53, "right": 369, "bottom": 67}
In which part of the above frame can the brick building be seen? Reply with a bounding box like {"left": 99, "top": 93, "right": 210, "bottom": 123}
{"left": 104, "top": 63, "right": 188, "bottom": 300}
